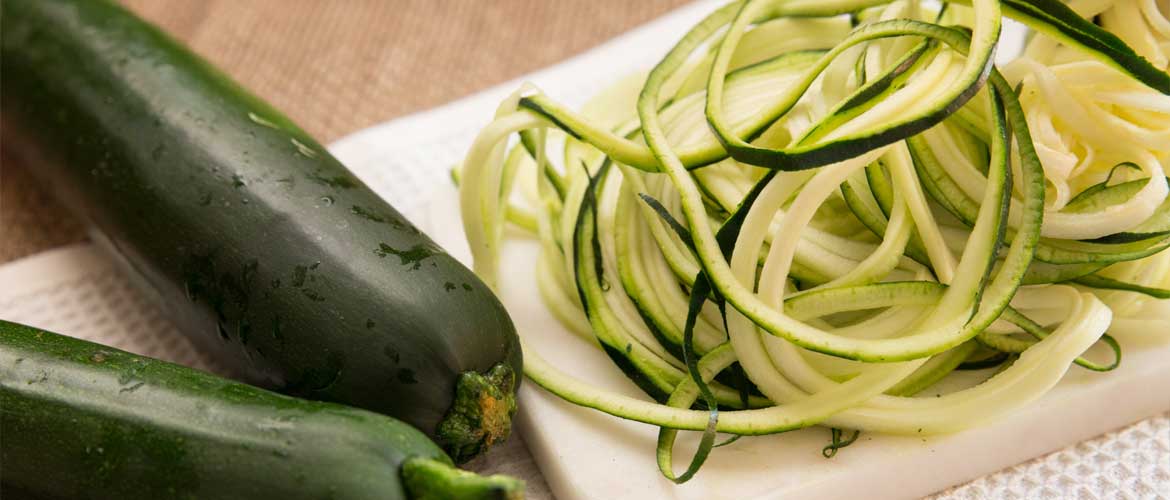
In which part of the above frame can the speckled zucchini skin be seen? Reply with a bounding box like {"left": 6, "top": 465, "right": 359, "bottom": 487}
{"left": 0, "top": 320, "right": 449, "bottom": 500}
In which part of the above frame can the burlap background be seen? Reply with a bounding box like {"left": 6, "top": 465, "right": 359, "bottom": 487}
{"left": 1, "top": 0, "right": 689, "bottom": 263}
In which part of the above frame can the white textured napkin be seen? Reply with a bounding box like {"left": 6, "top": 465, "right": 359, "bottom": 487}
{"left": 1, "top": 245, "right": 1165, "bottom": 499}
{"left": 2, "top": 1, "right": 1167, "bottom": 497}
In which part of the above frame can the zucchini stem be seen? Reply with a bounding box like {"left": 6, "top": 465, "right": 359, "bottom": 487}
{"left": 402, "top": 457, "right": 525, "bottom": 500}
{"left": 435, "top": 363, "right": 519, "bottom": 463}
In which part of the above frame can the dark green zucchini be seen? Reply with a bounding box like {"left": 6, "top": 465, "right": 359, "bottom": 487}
{"left": 0, "top": 320, "right": 523, "bottom": 500}
{"left": 0, "top": 0, "right": 520, "bottom": 461}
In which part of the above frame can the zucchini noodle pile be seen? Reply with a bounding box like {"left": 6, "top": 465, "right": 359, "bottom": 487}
{"left": 456, "top": 0, "right": 1170, "bottom": 480}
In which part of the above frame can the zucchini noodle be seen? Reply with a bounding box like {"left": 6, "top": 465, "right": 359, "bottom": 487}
{"left": 454, "top": 0, "right": 1169, "bottom": 481}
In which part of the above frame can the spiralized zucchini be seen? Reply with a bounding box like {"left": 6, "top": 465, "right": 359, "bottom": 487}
{"left": 456, "top": 0, "right": 1170, "bottom": 481}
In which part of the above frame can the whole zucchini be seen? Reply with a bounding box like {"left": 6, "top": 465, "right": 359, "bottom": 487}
{"left": 0, "top": 320, "right": 523, "bottom": 500}
{"left": 0, "top": 0, "right": 521, "bottom": 461}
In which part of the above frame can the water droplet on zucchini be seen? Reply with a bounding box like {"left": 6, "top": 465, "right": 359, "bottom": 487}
{"left": 291, "top": 138, "right": 317, "bottom": 158}
{"left": 384, "top": 346, "right": 400, "bottom": 363}
{"left": 374, "top": 243, "right": 436, "bottom": 270}
{"left": 238, "top": 319, "right": 252, "bottom": 345}
{"left": 350, "top": 205, "right": 386, "bottom": 223}
{"left": 247, "top": 111, "right": 280, "bottom": 129}
{"left": 291, "top": 266, "right": 308, "bottom": 287}
{"left": 396, "top": 368, "right": 417, "bottom": 384}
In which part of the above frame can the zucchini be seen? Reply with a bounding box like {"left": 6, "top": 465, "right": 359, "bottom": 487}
{"left": 451, "top": 0, "right": 1165, "bottom": 482}
{"left": 0, "top": 320, "right": 523, "bottom": 500}
{"left": 0, "top": 0, "right": 520, "bottom": 461}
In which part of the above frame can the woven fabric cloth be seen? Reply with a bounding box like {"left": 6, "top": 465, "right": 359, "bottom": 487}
{"left": 3, "top": 246, "right": 1163, "bottom": 500}
{"left": 0, "top": 0, "right": 689, "bottom": 263}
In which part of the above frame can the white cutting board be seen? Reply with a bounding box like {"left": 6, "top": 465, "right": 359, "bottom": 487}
{"left": 415, "top": 182, "right": 1170, "bottom": 500}
{"left": 323, "top": 1, "right": 1169, "bottom": 497}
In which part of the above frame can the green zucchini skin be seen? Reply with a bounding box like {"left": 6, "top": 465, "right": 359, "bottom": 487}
{"left": 0, "top": 0, "right": 520, "bottom": 460}
{"left": 0, "top": 320, "right": 446, "bottom": 500}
